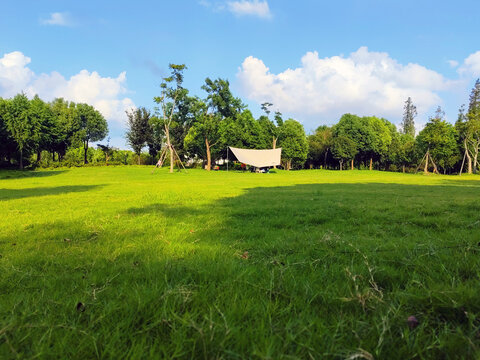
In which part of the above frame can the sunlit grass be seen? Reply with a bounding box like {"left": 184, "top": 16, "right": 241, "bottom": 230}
{"left": 1, "top": 167, "right": 479, "bottom": 358}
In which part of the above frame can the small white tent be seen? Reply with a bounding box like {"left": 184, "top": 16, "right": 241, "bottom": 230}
{"left": 229, "top": 147, "right": 281, "bottom": 168}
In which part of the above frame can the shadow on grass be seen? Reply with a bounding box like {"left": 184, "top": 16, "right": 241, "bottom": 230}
{"left": 0, "top": 184, "right": 103, "bottom": 201}
{"left": 0, "top": 170, "right": 67, "bottom": 180}
{"left": 1, "top": 182, "right": 480, "bottom": 359}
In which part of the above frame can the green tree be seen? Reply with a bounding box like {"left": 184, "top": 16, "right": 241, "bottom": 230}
{"left": 201, "top": 78, "right": 244, "bottom": 119}
{"left": 333, "top": 114, "right": 392, "bottom": 170}
{"left": 389, "top": 133, "right": 415, "bottom": 172}
{"left": 0, "top": 97, "right": 17, "bottom": 165}
{"left": 126, "top": 107, "right": 151, "bottom": 164}
{"left": 401, "top": 97, "right": 417, "bottom": 137}
{"left": 153, "top": 64, "right": 187, "bottom": 173}
{"left": 455, "top": 104, "right": 472, "bottom": 174}
{"left": 49, "top": 98, "right": 79, "bottom": 160}
{"left": 466, "top": 79, "right": 480, "bottom": 173}
{"left": 29, "top": 95, "right": 56, "bottom": 163}
{"left": 277, "top": 119, "right": 308, "bottom": 170}
{"left": 146, "top": 115, "right": 164, "bottom": 160}
{"left": 4, "top": 93, "right": 40, "bottom": 169}
{"left": 184, "top": 99, "right": 223, "bottom": 170}
{"left": 331, "top": 135, "right": 358, "bottom": 171}
{"left": 362, "top": 116, "right": 393, "bottom": 170}
{"left": 75, "top": 103, "right": 108, "bottom": 164}
{"left": 97, "top": 138, "right": 114, "bottom": 165}
{"left": 416, "top": 107, "right": 459, "bottom": 174}
{"left": 258, "top": 105, "right": 283, "bottom": 149}
{"left": 307, "top": 125, "right": 333, "bottom": 168}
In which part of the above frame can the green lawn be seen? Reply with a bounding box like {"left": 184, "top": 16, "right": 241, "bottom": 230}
{"left": 1, "top": 167, "right": 479, "bottom": 359}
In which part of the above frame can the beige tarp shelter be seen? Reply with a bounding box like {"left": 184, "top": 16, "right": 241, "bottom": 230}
{"left": 229, "top": 147, "right": 282, "bottom": 168}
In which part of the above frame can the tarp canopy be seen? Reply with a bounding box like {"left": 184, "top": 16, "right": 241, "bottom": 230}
{"left": 229, "top": 147, "right": 281, "bottom": 168}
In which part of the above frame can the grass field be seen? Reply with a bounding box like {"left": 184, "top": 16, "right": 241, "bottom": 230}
{"left": 1, "top": 167, "right": 480, "bottom": 359}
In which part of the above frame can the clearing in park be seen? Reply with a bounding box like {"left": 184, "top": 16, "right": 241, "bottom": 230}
{"left": 1, "top": 167, "right": 479, "bottom": 359}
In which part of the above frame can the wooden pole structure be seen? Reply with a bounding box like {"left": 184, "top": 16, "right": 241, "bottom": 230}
{"left": 415, "top": 151, "right": 428, "bottom": 174}
{"left": 459, "top": 149, "right": 467, "bottom": 176}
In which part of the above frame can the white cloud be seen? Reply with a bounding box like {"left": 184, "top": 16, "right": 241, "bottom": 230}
{"left": 447, "top": 60, "right": 459, "bottom": 68}
{"left": 40, "top": 12, "right": 72, "bottom": 26}
{"left": 0, "top": 51, "right": 135, "bottom": 127}
{"left": 459, "top": 51, "right": 480, "bottom": 77}
{"left": 237, "top": 47, "right": 453, "bottom": 125}
{"left": 227, "top": 1, "right": 271, "bottom": 18}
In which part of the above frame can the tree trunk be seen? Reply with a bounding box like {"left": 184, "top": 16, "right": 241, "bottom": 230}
{"left": 164, "top": 124, "right": 174, "bottom": 173}
{"left": 273, "top": 137, "right": 277, "bottom": 169}
{"left": 52, "top": 152, "right": 56, "bottom": 162}
{"left": 464, "top": 140, "right": 472, "bottom": 174}
{"left": 137, "top": 154, "right": 141, "bottom": 165}
{"left": 339, "top": 160, "right": 343, "bottom": 171}
{"left": 324, "top": 150, "right": 328, "bottom": 169}
{"left": 286, "top": 159, "right": 291, "bottom": 171}
{"left": 19, "top": 149, "right": 23, "bottom": 170}
{"left": 37, "top": 150, "right": 42, "bottom": 163}
{"left": 402, "top": 164, "right": 405, "bottom": 173}
{"left": 474, "top": 146, "right": 479, "bottom": 174}
{"left": 351, "top": 159, "right": 354, "bottom": 170}
{"left": 205, "top": 138, "right": 211, "bottom": 171}
{"left": 369, "top": 157, "right": 373, "bottom": 171}
{"left": 84, "top": 140, "right": 89, "bottom": 164}
{"left": 424, "top": 152, "right": 429, "bottom": 174}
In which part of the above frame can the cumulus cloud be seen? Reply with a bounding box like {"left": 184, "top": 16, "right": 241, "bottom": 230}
{"left": 0, "top": 51, "right": 134, "bottom": 126}
{"left": 40, "top": 12, "right": 72, "bottom": 26}
{"left": 459, "top": 51, "right": 480, "bottom": 76}
{"left": 237, "top": 47, "right": 452, "bottom": 125}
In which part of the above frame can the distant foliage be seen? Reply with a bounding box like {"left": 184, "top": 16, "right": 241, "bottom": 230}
{"left": 401, "top": 97, "right": 417, "bottom": 137}
{"left": 0, "top": 94, "right": 108, "bottom": 169}
{"left": 2, "top": 72, "right": 479, "bottom": 175}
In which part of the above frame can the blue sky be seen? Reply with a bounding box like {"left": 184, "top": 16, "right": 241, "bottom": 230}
{"left": 1, "top": 0, "right": 480, "bottom": 148}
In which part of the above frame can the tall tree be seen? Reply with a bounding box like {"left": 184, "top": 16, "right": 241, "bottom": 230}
{"left": 126, "top": 107, "right": 151, "bottom": 164}
{"left": 277, "top": 119, "right": 308, "bottom": 170}
{"left": 146, "top": 115, "right": 164, "bottom": 160}
{"left": 29, "top": 95, "right": 56, "bottom": 163}
{"left": 362, "top": 116, "right": 393, "bottom": 170}
{"left": 401, "top": 97, "right": 417, "bottom": 137}
{"left": 416, "top": 106, "right": 459, "bottom": 174}
{"left": 0, "top": 97, "right": 17, "bottom": 165}
{"left": 258, "top": 104, "right": 282, "bottom": 150}
{"left": 49, "top": 98, "right": 79, "bottom": 160}
{"left": 466, "top": 79, "right": 480, "bottom": 173}
{"left": 75, "top": 103, "right": 108, "bottom": 164}
{"left": 201, "top": 78, "right": 244, "bottom": 119}
{"left": 455, "top": 104, "right": 472, "bottom": 174}
{"left": 307, "top": 125, "right": 333, "bottom": 168}
{"left": 183, "top": 98, "right": 223, "bottom": 171}
{"left": 389, "top": 133, "right": 415, "bottom": 173}
{"left": 331, "top": 135, "right": 358, "bottom": 171}
{"left": 4, "top": 93, "right": 40, "bottom": 169}
{"left": 153, "top": 64, "right": 187, "bottom": 173}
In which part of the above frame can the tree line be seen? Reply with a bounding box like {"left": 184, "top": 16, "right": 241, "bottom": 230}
{"left": 125, "top": 64, "right": 308, "bottom": 172}
{"left": 126, "top": 65, "right": 480, "bottom": 174}
{"left": 0, "top": 94, "right": 108, "bottom": 169}
{"left": 1, "top": 63, "right": 479, "bottom": 174}
{"left": 308, "top": 80, "right": 480, "bottom": 174}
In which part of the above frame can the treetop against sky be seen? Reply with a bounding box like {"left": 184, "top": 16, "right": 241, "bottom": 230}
{"left": 1, "top": 0, "right": 480, "bottom": 148}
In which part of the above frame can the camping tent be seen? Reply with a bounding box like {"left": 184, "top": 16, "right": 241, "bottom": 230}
{"left": 229, "top": 147, "right": 281, "bottom": 168}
